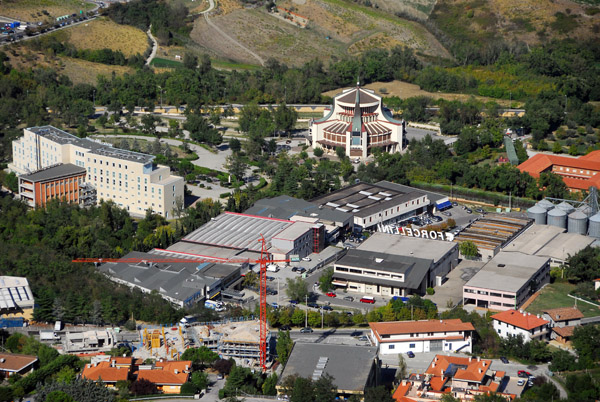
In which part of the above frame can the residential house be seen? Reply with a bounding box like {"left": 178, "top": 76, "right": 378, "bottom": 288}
{"left": 492, "top": 310, "right": 549, "bottom": 342}
{"left": 0, "top": 353, "right": 38, "bottom": 378}
{"left": 542, "top": 307, "right": 584, "bottom": 343}
{"left": 136, "top": 360, "right": 192, "bottom": 394}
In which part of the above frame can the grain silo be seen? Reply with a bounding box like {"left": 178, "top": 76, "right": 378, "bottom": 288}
{"left": 556, "top": 201, "right": 575, "bottom": 214}
{"left": 568, "top": 210, "right": 588, "bottom": 235}
{"left": 589, "top": 213, "right": 600, "bottom": 238}
{"left": 527, "top": 205, "right": 547, "bottom": 225}
{"left": 547, "top": 207, "right": 567, "bottom": 229}
{"left": 537, "top": 199, "right": 555, "bottom": 211}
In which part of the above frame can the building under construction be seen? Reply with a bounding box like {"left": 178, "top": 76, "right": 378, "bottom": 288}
{"left": 191, "top": 320, "right": 272, "bottom": 368}
{"left": 137, "top": 326, "right": 186, "bottom": 361}
{"left": 454, "top": 214, "right": 532, "bottom": 260}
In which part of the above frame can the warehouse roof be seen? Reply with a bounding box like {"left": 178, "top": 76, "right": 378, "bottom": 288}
{"left": 311, "top": 182, "right": 427, "bottom": 219}
{"left": 279, "top": 343, "right": 377, "bottom": 393}
{"left": 245, "top": 195, "right": 352, "bottom": 225}
{"left": 182, "top": 212, "right": 293, "bottom": 251}
{"left": 358, "top": 232, "right": 457, "bottom": 263}
{"left": 376, "top": 181, "right": 447, "bottom": 203}
{"left": 464, "top": 252, "right": 549, "bottom": 293}
{"left": 20, "top": 163, "right": 86, "bottom": 182}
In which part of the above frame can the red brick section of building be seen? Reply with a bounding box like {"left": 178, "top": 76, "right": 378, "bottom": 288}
{"left": 517, "top": 150, "right": 600, "bottom": 191}
{"left": 18, "top": 163, "right": 86, "bottom": 208}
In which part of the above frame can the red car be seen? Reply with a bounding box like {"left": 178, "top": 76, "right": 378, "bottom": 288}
{"left": 518, "top": 370, "right": 531, "bottom": 378}
{"left": 326, "top": 292, "right": 337, "bottom": 298}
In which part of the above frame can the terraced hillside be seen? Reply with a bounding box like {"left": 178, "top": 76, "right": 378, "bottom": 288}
{"left": 190, "top": 0, "right": 450, "bottom": 66}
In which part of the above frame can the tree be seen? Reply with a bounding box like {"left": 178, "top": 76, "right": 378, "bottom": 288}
{"left": 396, "top": 354, "right": 407, "bottom": 380}
{"left": 552, "top": 141, "right": 563, "bottom": 153}
{"left": 229, "top": 137, "right": 242, "bottom": 153}
{"left": 273, "top": 103, "right": 298, "bottom": 136}
{"left": 191, "top": 371, "right": 209, "bottom": 390}
{"left": 213, "top": 358, "right": 234, "bottom": 375}
{"left": 183, "top": 53, "right": 198, "bottom": 69}
{"left": 313, "top": 147, "right": 324, "bottom": 157}
{"left": 314, "top": 373, "right": 337, "bottom": 402}
{"left": 45, "top": 391, "right": 74, "bottom": 402}
{"left": 225, "top": 153, "right": 248, "bottom": 183}
{"left": 140, "top": 114, "right": 159, "bottom": 135}
{"left": 459, "top": 240, "right": 479, "bottom": 259}
{"left": 335, "top": 146, "right": 346, "bottom": 160}
{"left": 364, "top": 386, "right": 394, "bottom": 402}
{"left": 440, "top": 394, "right": 461, "bottom": 402}
{"left": 2, "top": 171, "right": 18, "bottom": 192}
{"left": 318, "top": 267, "right": 334, "bottom": 293}
{"left": 286, "top": 277, "right": 309, "bottom": 302}
{"left": 263, "top": 373, "right": 278, "bottom": 395}
{"left": 181, "top": 346, "right": 219, "bottom": 368}
{"left": 473, "top": 393, "right": 511, "bottom": 402}
{"left": 572, "top": 324, "right": 600, "bottom": 367}
{"left": 291, "top": 377, "right": 315, "bottom": 402}
{"left": 276, "top": 330, "right": 293, "bottom": 365}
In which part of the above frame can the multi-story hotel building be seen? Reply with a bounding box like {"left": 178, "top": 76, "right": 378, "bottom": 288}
{"left": 9, "top": 126, "right": 184, "bottom": 218}
{"left": 18, "top": 163, "right": 87, "bottom": 209}
{"left": 309, "top": 84, "right": 405, "bottom": 159}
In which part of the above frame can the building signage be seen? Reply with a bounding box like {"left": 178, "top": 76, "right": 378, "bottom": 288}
{"left": 377, "top": 224, "right": 454, "bottom": 241}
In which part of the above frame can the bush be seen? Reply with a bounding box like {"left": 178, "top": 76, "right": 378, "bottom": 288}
{"left": 220, "top": 192, "right": 231, "bottom": 198}
{"left": 426, "top": 287, "right": 435, "bottom": 295}
{"left": 313, "top": 147, "right": 324, "bottom": 157}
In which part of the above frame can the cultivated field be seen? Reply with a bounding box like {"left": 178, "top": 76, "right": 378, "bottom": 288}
{"left": 65, "top": 18, "right": 149, "bottom": 57}
{"left": 190, "top": 0, "right": 450, "bottom": 67}
{"left": 0, "top": 0, "right": 95, "bottom": 23}
{"left": 526, "top": 281, "right": 600, "bottom": 318}
{"left": 323, "top": 80, "right": 515, "bottom": 106}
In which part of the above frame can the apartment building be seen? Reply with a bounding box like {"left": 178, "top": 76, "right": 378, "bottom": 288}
{"left": 9, "top": 126, "right": 184, "bottom": 218}
{"left": 18, "top": 163, "right": 87, "bottom": 208}
{"left": 492, "top": 309, "right": 549, "bottom": 342}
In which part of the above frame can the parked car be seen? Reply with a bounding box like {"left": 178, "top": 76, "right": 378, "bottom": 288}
{"left": 432, "top": 215, "right": 443, "bottom": 222}
{"left": 271, "top": 302, "right": 279, "bottom": 309}
{"left": 442, "top": 211, "right": 452, "bottom": 216}
{"left": 297, "top": 267, "right": 306, "bottom": 274}
{"left": 500, "top": 356, "right": 509, "bottom": 364}
{"left": 291, "top": 267, "right": 298, "bottom": 272}
{"left": 360, "top": 296, "right": 375, "bottom": 304}
{"left": 302, "top": 256, "right": 311, "bottom": 261}
{"left": 217, "top": 373, "right": 224, "bottom": 380}
{"left": 280, "top": 325, "right": 291, "bottom": 331}
{"left": 476, "top": 208, "right": 485, "bottom": 213}
{"left": 518, "top": 370, "right": 531, "bottom": 378}
{"left": 465, "top": 208, "right": 473, "bottom": 214}
{"left": 343, "top": 296, "right": 354, "bottom": 301}
{"left": 307, "top": 302, "right": 320, "bottom": 309}
{"left": 322, "top": 305, "right": 333, "bottom": 311}
{"left": 358, "top": 335, "right": 369, "bottom": 342}
{"left": 300, "top": 327, "right": 313, "bottom": 333}
{"left": 452, "top": 201, "right": 458, "bottom": 206}
{"left": 517, "top": 379, "right": 525, "bottom": 386}
{"left": 407, "top": 351, "right": 415, "bottom": 358}
{"left": 289, "top": 299, "right": 298, "bottom": 305}
{"left": 326, "top": 292, "right": 337, "bottom": 298}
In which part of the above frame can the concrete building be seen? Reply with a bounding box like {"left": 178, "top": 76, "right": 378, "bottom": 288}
{"left": 18, "top": 163, "right": 87, "bottom": 208}
{"left": 181, "top": 212, "right": 321, "bottom": 261}
{"left": 309, "top": 84, "right": 405, "bottom": 159}
{"left": 333, "top": 249, "right": 430, "bottom": 297}
{"left": 63, "top": 329, "right": 117, "bottom": 353}
{"left": 10, "top": 126, "right": 184, "bottom": 217}
{"left": 504, "top": 223, "right": 596, "bottom": 266}
{"left": 375, "top": 181, "right": 450, "bottom": 212}
{"left": 492, "top": 309, "right": 549, "bottom": 342}
{"left": 358, "top": 232, "right": 459, "bottom": 287}
{"left": 244, "top": 195, "right": 353, "bottom": 243}
{"left": 369, "top": 319, "right": 474, "bottom": 355}
{"left": 0, "top": 276, "right": 34, "bottom": 321}
{"left": 311, "top": 182, "right": 429, "bottom": 230}
{"left": 277, "top": 343, "right": 379, "bottom": 400}
{"left": 0, "top": 353, "right": 38, "bottom": 378}
{"left": 543, "top": 307, "right": 584, "bottom": 342}
{"left": 463, "top": 252, "right": 551, "bottom": 311}
{"left": 96, "top": 250, "right": 241, "bottom": 308}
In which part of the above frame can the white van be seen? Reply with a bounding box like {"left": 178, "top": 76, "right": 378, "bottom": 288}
{"left": 267, "top": 264, "right": 279, "bottom": 272}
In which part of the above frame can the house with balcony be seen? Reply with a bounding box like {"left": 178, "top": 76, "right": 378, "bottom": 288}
{"left": 369, "top": 319, "right": 474, "bottom": 355}
{"left": 542, "top": 306, "right": 583, "bottom": 343}
{"left": 492, "top": 309, "right": 549, "bottom": 342}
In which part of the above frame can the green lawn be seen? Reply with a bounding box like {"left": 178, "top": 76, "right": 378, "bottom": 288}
{"left": 150, "top": 57, "right": 183, "bottom": 68}
{"left": 526, "top": 281, "right": 600, "bottom": 318}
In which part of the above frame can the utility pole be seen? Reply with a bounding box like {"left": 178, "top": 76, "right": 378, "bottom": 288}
{"left": 321, "top": 307, "right": 324, "bottom": 329}
{"left": 305, "top": 295, "right": 308, "bottom": 327}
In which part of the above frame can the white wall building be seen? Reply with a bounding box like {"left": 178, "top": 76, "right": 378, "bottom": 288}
{"left": 9, "top": 126, "right": 184, "bottom": 217}
{"left": 492, "top": 309, "right": 549, "bottom": 342}
{"left": 369, "top": 319, "right": 474, "bottom": 355}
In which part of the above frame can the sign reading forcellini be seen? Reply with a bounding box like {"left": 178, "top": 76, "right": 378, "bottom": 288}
{"left": 377, "top": 224, "right": 455, "bottom": 241}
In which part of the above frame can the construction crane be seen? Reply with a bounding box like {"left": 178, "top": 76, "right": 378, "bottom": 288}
{"left": 73, "top": 235, "right": 289, "bottom": 372}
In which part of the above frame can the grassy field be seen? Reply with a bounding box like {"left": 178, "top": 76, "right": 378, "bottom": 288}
{"left": 526, "top": 281, "right": 600, "bottom": 318}
{"left": 323, "top": 80, "right": 516, "bottom": 106}
{"left": 65, "top": 18, "right": 149, "bottom": 57}
{"left": 150, "top": 57, "right": 183, "bottom": 68}
{"left": 61, "top": 57, "right": 134, "bottom": 85}
{"left": 1, "top": 0, "right": 95, "bottom": 23}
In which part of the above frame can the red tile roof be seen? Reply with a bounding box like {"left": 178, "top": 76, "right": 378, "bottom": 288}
{"left": 518, "top": 153, "right": 600, "bottom": 191}
{"left": 392, "top": 382, "right": 417, "bottom": 402}
{"left": 553, "top": 326, "right": 577, "bottom": 338}
{"left": 369, "top": 319, "right": 474, "bottom": 343}
{"left": 517, "top": 154, "right": 554, "bottom": 178}
{"left": 82, "top": 361, "right": 129, "bottom": 383}
{"left": 136, "top": 361, "right": 192, "bottom": 386}
{"left": 0, "top": 353, "right": 37, "bottom": 373}
{"left": 492, "top": 310, "right": 549, "bottom": 330}
{"left": 578, "top": 150, "right": 600, "bottom": 161}
{"left": 543, "top": 307, "right": 584, "bottom": 322}
{"left": 425, "top": 355, "right": 492, "bottom": 383}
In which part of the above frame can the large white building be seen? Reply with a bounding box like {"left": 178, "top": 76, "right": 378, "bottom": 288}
{"left": 309, "top": 84, "right": 405, "bottom": 159}
{"left": 492, "top": 309, "right": 549, "bottom": 343}
{"left": 9, "top": 126, "right": 184, "bottom": 218}
{"left": 369, "top": 319, "right": 475, "bottom": 355}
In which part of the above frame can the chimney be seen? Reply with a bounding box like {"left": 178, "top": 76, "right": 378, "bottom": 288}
{"left": 174, "top": 369, "right": 179, "bottom": 374}
{"left": 479, "top": 368, "right": 482, "bottom": 374}
{"left": 432, "top": 362, "right": 436, "bottom": 368}
{"left": 469, "top": 357, "right": 472, "bottom": 362}
{"left": 402, "top": 380, "right": 407, "bottom": 386}
{"left": 477, "top": 357, "right": 481, "bottom": 362}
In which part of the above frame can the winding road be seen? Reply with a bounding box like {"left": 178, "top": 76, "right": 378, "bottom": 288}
{"left": 145, "top": 25, "right": 158, "bottom": 66}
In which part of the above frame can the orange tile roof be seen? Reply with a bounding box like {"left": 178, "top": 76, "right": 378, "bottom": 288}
{"left": 553, "top": 325, "right": 577, "bottom": 338}
{"left": 429, "top": 376, "right": 448, "bottom": 391}
{"left": 136, "top": 360, "right": 192, "bottom": 385}
{"left": 392, "top": 382, "right": 417, "bottom": 402}
{"left": 518, "top": 153, "right": 600, "bottom": 191}
{"left": 543, "top": 307, "right": 584, "bottom": 322}
{"left": 578, "top": 150, "right": 600, "bottom": 161}
{"left": 494, "top": 371, "right": 506, "bottom": 379}
{"left": 369, "top": 319, "right": 475, "bottom": 343}
{"left": 425, "top": 355, "right": 492, "bottom": 383}
{"left": 517, "top": 154, "right": 554, "bottom": 178}
{"left": 479, "top": 381, "right": 500, "bottom": 393}
{"left": 82, "top": 361, "right": 129, "bottom": 383}
{"left": 492, "top": 309, "right": 549, "bottom": 330}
